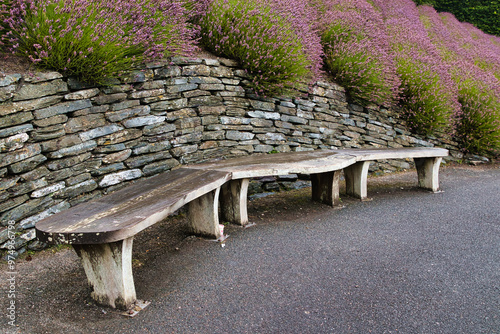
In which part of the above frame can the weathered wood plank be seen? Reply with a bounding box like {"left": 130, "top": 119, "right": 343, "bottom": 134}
{"left": 344, "top": 147, "right": 449, "bottom": 161}
{"left": 36, "top": 168, "right": 231, "bottom": 244}
{"left": 187, "top": 150, "right": 358, "bottom": 178}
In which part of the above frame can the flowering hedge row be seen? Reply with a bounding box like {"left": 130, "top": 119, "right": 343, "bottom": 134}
{"left": 419, "top": 5, "right": 500, "bottom": 155}
{"left": 1, "top": 0, "right": 499, "bottom": 155}
{"left": 198, "top": 0, "right": 323, "bottom": 95}
{"left": 0, "top": 0, "right": 206, "bottom": 84}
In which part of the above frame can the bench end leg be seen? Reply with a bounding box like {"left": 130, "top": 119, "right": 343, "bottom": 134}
{"left": 311, "top": 171, "right": 342, "bottom": 207}
{"left": 415, "top": 157, "right": 443, "bottom": 192}
{"left": 344, "top": 161, "right": 371, "bottom": 200}
{"left": 187, "top": 188, "right": 223, "bottom": 239}
{"left": 220, "top": 179, "right": 249, "bottom": 226}
{"left": 73, "top": 237, "right": 136, "bottom": 310}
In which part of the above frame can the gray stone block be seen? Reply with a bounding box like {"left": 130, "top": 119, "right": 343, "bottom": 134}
{"left": 92, "top": 163, "right": 126, "bottom": 176}
{"left": 64, "top": 88, "right": 100, "bottom": 100}
{"left": 281, "top": 115, "right": 307, "bottom": 124}
{"left": 0, "top": 111, "right": 34, "bottom": 129}
{"left": 99, "top": 169, "right": 142, "bottom": 187}
{"left": 79, "top": 124, "right": 124, "bottom": 141}
{"left": 55, "top": 180, "right": 98, "bottom": 198}
{"left": 226, "top": 131, "right": 255, "bottom": 141}
{"left": 150, "top": 98, "right": 188, "bottom": 111}
{"left": 67, "top": 114, "right": 107, "bottom": 134}
{"left": 13, "top": 79, "right": 68, "bottom": 101}
{"left": 96, "top": 129, "right": 142, "bottom": 145}
{"left": 132, "top": 141, "right": 171, "bottom": 155}
{"left": 171, "top": 144, "right": 198, "bottom": 157}
{"left": 182, "top": 65, "right": 211, "bottom": 76}
{"left": 123, "top": 115, "right": 166, "bottom": 128}
{"left": 92, "top": 93, "right": 127, "bottom": 105}
{"left": 8, "top": 154, "right": 47, "bottom": 174}
{"left": 143, "top": 123, "right": 176, "bottom": 136}
{"left": 125, "top": 151, "right": 172, "bottom": 168}
{"left": 34, "top": 99, "right": 92, "bottom": 119}
{"left": 155, "top": 66, "right": 182, "bottom": 77}
{"left": 48, "top": 140, "right": 97, "bottom": 158}
{"left": 189, "top": 95, "right": 223, "bottom": 107}
{"left": 0, "top": 196, "right": 54, "bottom": 223}
{"left": 189, "top": 77, "right": 222, "bottom": 84}
{"left": 102, "top": 149, "right": 132, "bottom": 164}
{"left": 167, "top": 84, "right": 198, "bottom": 94}
{"left": 142, "top": 159, "right": 180, "bottom": 176}
{"left": 46, "top": 152, "right": 91, "bottom": 170}
{"left": 105, "top": 105, "right": 151, "bottom": 122}
{"left": 0, "top": 144, "right": 41, "bottom": 168}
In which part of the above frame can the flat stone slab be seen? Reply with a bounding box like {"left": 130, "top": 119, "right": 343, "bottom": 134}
{"left": 36, "top": 168, "right": 231, "bottom": 244}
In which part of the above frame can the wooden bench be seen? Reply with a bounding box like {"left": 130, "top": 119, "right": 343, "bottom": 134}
{"left": 35, "top": 147, "right": 448, "bottom": 310}
{"left": 36, "top": 168, "right": 231, "bottom": 309}
{"left": 187, "top": 147, "right": 448, "bottom": 226}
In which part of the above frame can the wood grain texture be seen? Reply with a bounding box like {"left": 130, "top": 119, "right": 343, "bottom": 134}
{"left": 36, "top": 168, "right": 231, "bottom": 244}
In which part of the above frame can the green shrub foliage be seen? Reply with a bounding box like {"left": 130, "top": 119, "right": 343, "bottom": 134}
{"left": 199, "top": 0, "right": 323, "bottom": 95}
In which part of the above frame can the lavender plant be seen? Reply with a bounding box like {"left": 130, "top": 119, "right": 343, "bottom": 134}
{"left": 315, "top": 0, "right": 400, "bottom": 106}
{"left": 455, "top": 77, "right": 500, "bottom": 156}
{"left": 199, "top": 0, "right": 323, "bottom": 95}
{"left": 447, "top": 17, "right": 500, "bottom": 82}
{"left": 419, "top": 5, "right": 500, "bottom": 155}
{"left": 0, "top": 0, "right": 199, "bottom": 84}
{"left": 372, "top": 0, "right": 459, "bottom": 135}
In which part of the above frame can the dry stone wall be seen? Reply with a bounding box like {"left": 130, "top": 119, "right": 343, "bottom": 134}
{"left": 0, "top": 57, "right": 462, "bottom": 257}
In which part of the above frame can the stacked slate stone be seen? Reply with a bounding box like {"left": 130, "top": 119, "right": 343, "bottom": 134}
{"left": 0, "top": 57, "right": 463, "bottom": 258}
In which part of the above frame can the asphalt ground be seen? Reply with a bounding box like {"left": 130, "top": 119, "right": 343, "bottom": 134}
{"left": 1, "top": 164, "right": 499, "bottom": 333}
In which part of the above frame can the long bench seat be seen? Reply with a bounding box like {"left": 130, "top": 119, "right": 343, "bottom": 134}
{"left": 187, "top": 147, "right": 449, "bottom": 226}
{"left": 35, "top": 147, "right": 448, "bottom": 310}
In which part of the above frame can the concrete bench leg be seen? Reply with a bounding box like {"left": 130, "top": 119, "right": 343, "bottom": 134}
{"left": 344, "top": 161, "right": 371, "bottom": 200}
{"left": 73, "top": 237, "right": 136, "bottom": 310}
{"left": 414, "top": 157, "right": 443, "bottom": 192}
{"left": 220, "top": 179, "right": 249, "bottom": 226}
{"left": 311, "top": 171, "right": 342, "bottom": 206}
{"left": 187, "top": 188, "right": 222, "bottom": 238}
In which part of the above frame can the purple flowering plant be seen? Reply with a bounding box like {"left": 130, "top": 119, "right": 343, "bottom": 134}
{"left": 371, "top": 0, "right": 460, "bottom": 136}
{"left": 419, "top": 5, "right": 500, "bottom": 155}
{"left": 0, "top": 0, "right": 200, "bottom": 84}
{"left": 314, "top": 0, "right": 400, "bottom": 106}
{"left": 199, "top": 0, "right": 323, "bottom": 95}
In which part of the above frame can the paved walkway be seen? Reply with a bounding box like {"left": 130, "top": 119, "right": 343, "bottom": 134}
{"left": 2, "top": 164, "right": 499, "bottom": 333}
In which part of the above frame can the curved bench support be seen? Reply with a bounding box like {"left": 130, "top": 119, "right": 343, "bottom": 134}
{"left": 187, "top": 188, "right": 223, "bottom": 238}
{"left": 344, "top": 161, "right": 371, "bottom": 200}
{"left": 73, "top": 237, "right": 136, "bottom": 310}
{"left": 415, "top": 157, "right": 442, "bottom": 192}
{"left": 220, "top": 179, "right": 250, "bottom": 226}
{"left": 311, "top": 171, "right": 342, "bottom": 206}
